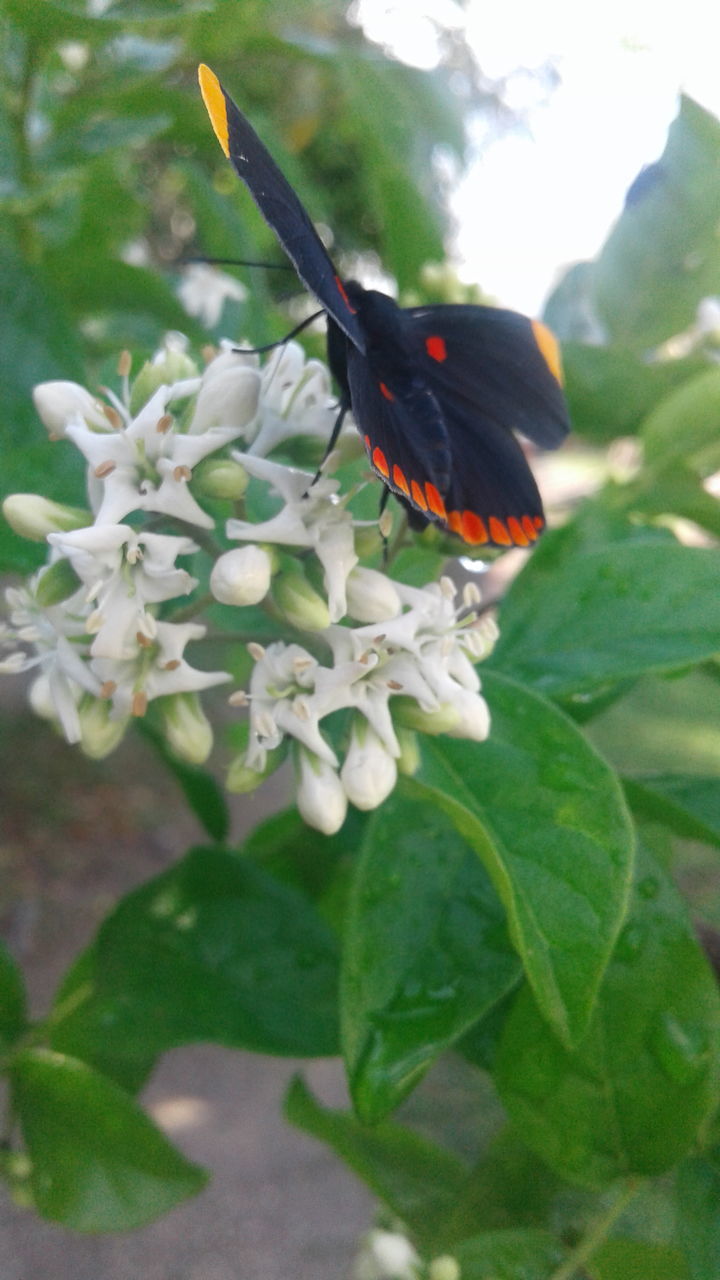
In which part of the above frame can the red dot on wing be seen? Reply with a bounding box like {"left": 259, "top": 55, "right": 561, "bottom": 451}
{"left": 488, "top": 516, "right": 513, "bottom": 546}
{"left": 507, "top": 516, "right": 530, "bottom": 547}
{"left": 410, "top": 479, "right": 428, "bottom": 511}
{"left": 392, "top": 464, "right": 410, "bottom": 496}
{"left": 425, "top": 335, "right": 447, "bottom": 362}
{"left": 372, "top": 446, "right": 389, "bottom": 478}
{"left": 460, "top": 511, "right": 488, "bottom": 545}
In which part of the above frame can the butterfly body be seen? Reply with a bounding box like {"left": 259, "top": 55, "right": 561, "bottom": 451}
{"left": 198, "top": 64, "right": 570, "bottom": 547}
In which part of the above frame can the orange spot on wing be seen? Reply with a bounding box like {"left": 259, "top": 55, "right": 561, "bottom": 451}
{"left": 522, "top": 515, "right": 540, "bottom": 541}
{"left": 488, "top": 516, "right": 513, "bottom": 546}
{"left": 392, "top": 464, "right": 410, "bottom": 496}
{"left": 364, "top": 434, "right": 371, "bottom": 451}
{"left": 460, "top": 511, "right": 488, "bottom": 545}
{"left": 531, "top": 320, "right": 564, "bottom": 385}
{"left": 424, "top": 482, "right": 447, "bottom": 519}
{"left": 372, "top": 446, "right": 389, "bottom": 478}
{"left": 198, "top": 64, "right": 231, "bottom": 158}
{"left": 410, "top": 480, "right": 428, "bottom": 511}
{"left": 425, "top": 335, "right": 447, "bottom": 362}
{"left": 533, "top": 515, "right": 544, "bottom": 530}
{"left": 447, "top": 510, "right": 464, "bottom": 536}
{"left": 379, "top": 381, "right": 394, "bottom": 401}
{"left": 335, "top": 276, "right": 357, "bottom": 314}
{"left": 507, "top": 516, "right": 530, "bottom": 547}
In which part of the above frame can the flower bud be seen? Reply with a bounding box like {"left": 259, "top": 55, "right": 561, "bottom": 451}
{"left": 346, "top": 566, "right": 402, "bottom": 623}
{"left": 444, "top": 687, "right": 491, "bottom": 742}
{"left": 32, "top": 381, "right": 108, "bottom": 437}
{"left": 78, "top": 696, "right": 129, "bottom": 759}
{"left": 193, "top": 457, "right": 249, "bottom": 500}
{"left": 392, "top": 697, "right": 465, "bottom": 737}
{"left": 227, "top": 741, "right": 285, "bottom": 793}
{"left": 355, "top": 1230, "right": 419, "bottom": 1280}
{"left": 189, "top": 355, "right": 260, "bottom": 435}
{"left": 296, "top": 748, "right": 347, "bottom": 835}
{"left": 129, "top": 336, "right": 198, "bottom": 414}
{"left": 273, "top": 570, "right": 330, "bottom": 632}
{"left": 395, "top": 726, "right": 421, "bottom": 777}
{"left": 160, "top": 692, "right": 213, "bottom": 764}
{"left": 35, "top": 558, "right": 82, "bottom": 607}
{"left": 340, "top": 719, "right": 397, "bottom": 811}
{"left": 210, "top": 545, "right": 273, "bottom": 607}
{"left": 3, "top": 494, "right": 92, "bottom": 542}
{"left": 353, "top": 526, "right": 384, "bottom": 561}
{"left": 429, "top": 1256, "right": 461, "bottom": 1280}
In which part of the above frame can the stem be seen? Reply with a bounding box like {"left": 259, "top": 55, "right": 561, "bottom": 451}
{"left": 548, "top": 1179, "right": 641, "bottom": 1280}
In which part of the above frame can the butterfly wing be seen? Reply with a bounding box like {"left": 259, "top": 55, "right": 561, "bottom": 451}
{"left": 198, "top": 64, "right": 365, "bottom": 352}
{"left": 347, "top": 304, "right": 569, "bottom": 547}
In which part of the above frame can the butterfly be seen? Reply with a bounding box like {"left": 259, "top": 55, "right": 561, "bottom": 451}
{"left": 197, "top": 63, "right": 570, "bottom": 548}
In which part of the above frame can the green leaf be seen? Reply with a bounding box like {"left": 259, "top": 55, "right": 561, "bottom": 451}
{"left": 341, "top": 788, "right": 520, "bottom": 1122}
{"left": 641, "top": 367, "right": 720, "bottom": 473}
{"left": 50, "top": 847, "right": 339, "bottom": 1079}
{"left": 137, "top": 721, "right": 230, "bottom": 843}
{"left": 593, "top": 1239, "right": 690, "bottom": 1280}
{"left": 284, "top": 1075, "right": 468, "bottom": 1252}
{"left": 623, "top": 775, "right": 720, "bottom": 850}
{"left": 491, "top": 532, "right": 720, "bottom": 698}
{"left": 0, "top": 939, "right": 27, "bottom": 1052}
{"left": 562, "top": 342, "right": 708, "bottom": 445}
{"left": 452, "top": 1228, "right": 566, "bottom": 1280}
{"left": 594, "top": 96, "right": 720, "bottom": 349}
{"left": 495, "top": 844, "right": 720, "bottom": 1187}
{"left": 412, "top": 672, "right": 633, "bottom": 1047}
{"left": 10, "top": 1048, "right": 206, "bottom": 1231}
{"left": 676, "top": 1146, "right": 720, "bottom": 1280}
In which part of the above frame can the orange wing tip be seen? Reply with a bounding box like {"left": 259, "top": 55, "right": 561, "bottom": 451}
{"left": 531, "top": 319, "right": 564, "bottom": 386}
{"left": 198, "top": 63, "right": 231, "bottom": 158}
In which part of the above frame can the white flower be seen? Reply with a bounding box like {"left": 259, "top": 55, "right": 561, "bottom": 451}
{"left": 354, "top": 1229, "right": 420, "bottom": 1280}
{"left": 340, "top": 719, "right": 398, "bottom": 811}
{"left": 91, "top": 619, "right": 229, "bottom": 721}
{"left": 210, "top": 544, "right": 273, "bottom": 607}
{"left": 48, "top": 525, "right": 199, "bottom": 661}
{"left": 178, "top": 263, "right": 248, "bottom": 328}
{"left": 246, "top": 642, "right": 336, "bottom": 769}
{"left": 296, "top": 748, "right": 347, "bottom": 836}
{"left": 188, "top": 347, "right": 260, "bottom": 436}
{"left": 248, "top": 341, "right": 336, "bottom": 456}
{"left": 346, "top": 566, "right": 403, "bottom": 623}
{"left": 227, "top": 453, "right": 358, "bottom": 621}
{"left": 33, "top": 380, "right": 108, "bottom": 438}
{"left": 65, "top": 383, "right": 243, "bottom": 527}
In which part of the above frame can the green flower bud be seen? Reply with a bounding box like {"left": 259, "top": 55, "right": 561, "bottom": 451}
{"left": 35, "top": 558, "right": 82, "bottom": 607}
{"left": 129, "top": 338, "right": 198, "bottom": 415}
{"left": 392, "top": 697, "right": 463, "bottom": 736}
{"left": 193, "top": 457, "right": 249, "bottom": 500}
{"left": 273, "top": 570, "right": 331, "bottom": 632}
{"left": 429, "top": 1256, "right": 461, "bottom": 1280}
{"left": 227, "top": 741, "right": 285, "bottom": 793}
{"left": 160, "top": 692, "right": 213, "bottom": 764}
{"left": 78, "top": 697, "right": 129, "bottom": 759}
{"left": 3, "top": 494, "right": 91, "bottom": 542}
{"left": 395, "top": 726, "right": 421, "bottom": 777}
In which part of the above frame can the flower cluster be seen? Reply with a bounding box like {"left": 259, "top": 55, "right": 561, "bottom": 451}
{"left": 2, "top": 333, "right": 497, "bottom": 830}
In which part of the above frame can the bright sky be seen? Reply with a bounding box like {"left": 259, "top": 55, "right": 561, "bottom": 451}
{"left": 354, "top": 0, "right": 720, "bottom": 314}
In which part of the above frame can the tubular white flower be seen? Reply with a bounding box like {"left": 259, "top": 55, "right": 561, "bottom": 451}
{"left": 210, "top": 545, "right": 273, "bottom": 606}
{"left": 48, "top": 525, "right": 199, "bottom": 661}
{"left": 188, "top": 347, "right": 261, "bottom": 435}
{"left": 227, "top": 453, "right": 358, "bottom": 622}
{"left": 340, "top": 718, "right": 398, "bottom": 812}
{"left": 346, "top": 566, "right": 402, "bottom": 623}
{"left": 246, "top": 642, "right": 337, "bottom": 769}
{"left": 296, "top": 748, "right": 347, "bottom": 836}
{"left": 32, "top": 381, "right": 108, "bottom": 438}
{"left": 3, "top": 494, "right": 91, "bottom": 542}
{"left": 91, "top": 619, "right": 230, "bottom": 721}
{"left": 248, "top": 342, "right": 336, "bottom": 456}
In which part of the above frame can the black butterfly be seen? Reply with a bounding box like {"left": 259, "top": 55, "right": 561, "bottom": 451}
{"left": 198, "top": 64, "right": 569, "bottom": 547}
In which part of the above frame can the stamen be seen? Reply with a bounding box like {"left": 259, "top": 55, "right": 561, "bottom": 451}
{"left": 247, "top": 642, "right": 265, "bottom": 661}
{"left": 163, "top": 658, "right": 181, "bottom": 670}
{"left": 173, "top": 464, "right": 192, "bottom": 482}
{"left": 117, "top": 350, "right": 132, "bottom": 378}
{"left": 132, "top": 690, "right": 148, "bottom": 717}
{"left": 99, "top": 680, "right": 117, "bottom": 698}
{"left": 94, "top": 460, "right": 117, "bottom": 479}
{"left": 156, "top": 413, "right": 173, "bottom": 434}
{"left": 103, "top": 404, "right": 123, "bottom": 429}
{"left": 228, "top": 689, "right": 249, "bottom": 707}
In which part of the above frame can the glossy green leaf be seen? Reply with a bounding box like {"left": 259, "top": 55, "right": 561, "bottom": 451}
{"left": 10, "top": 1049, "right": 206, "bottom": 1231}
{"left": 412, "top": 672, "right": 633, "bottom": 1047}
{"left": 491, "top": 534, "right": 720, "bottom": 698}
{"left": 137, "top": 721, "right": 230, "bottom": 843}
{"left": 452, "top": 1228, "right": 566, "bottom": 1280}
{"left": 593, "top": 1239, "right": 689, "bottom": 1280}
{"left": 562, "top": 342, "right": 707, "bottom": 444}
{"left": 0, "top": 939, "right": 26, "bottom": 1052}
{"left": 594, "top": 96, "right": 720, "bottom": 349}
{"left": 495, "top": 845, "right": 720, "bottom": 1187}
{"left": 50, "top": 847, "right": 339, "bottom": 1078}
{"left": 624, "top": 775, "right": 720, "bottom": 850}
{"left": 284, "top": 1075, "right": 468, "bottom": 1251}
{"left": 676, "top": 1146, "right": 720, "bottom": 1280}
{"left": 341, "top": 789, "right": 520, "bottom": 1122}
{"left": 641, "top": 367, "right": 720, "bottom": 472}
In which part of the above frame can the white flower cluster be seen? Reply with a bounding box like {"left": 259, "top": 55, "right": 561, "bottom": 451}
{"left": 2, "top": 333, "right": 497, "bottom": 830}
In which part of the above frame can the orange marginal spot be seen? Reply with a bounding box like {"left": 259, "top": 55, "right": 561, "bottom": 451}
{"left": 364, "top": 433, "right": 372, "bottom": 450}
{"left": 488, "top": 516, "right": 513, "bottom": 546}
{"left": 447, "top": 510, "right": 464, "bottom": 536}
{"left": 392, "top": 464, "right": 410, "bottom": 496}
{"left": 379, "top": 381, "right": 395, "bottom": 401}
{"left": 424, "top": 482, "right": 447, "bottom": 519}
{"left": 506, "top": 516, "right": 530, "bottom": 547}
{"left": 335, "top": 276, "right": 357, "bottom": 314}
{"left": 372, "top": 446, "right": 389, "bottom": 478}
{"left": 425, "top": 335, "right": 447, "bottom": 362}
{"left": 531, "top": 319, "right": 564, "bottom": 385}
{"left": 460, "top": 511, "right": 488, "bottom": 545}
{"left": 533, "top": 515, "right": 544, "bottom": 530}
{"left": 522, "top": 515, "right": 539, "bottom": 541}
{"left": 198, "top": 64, "right": 230, "bottom": 158}
{"left": 410, "top": 479, "right": 428, "bottom": 511}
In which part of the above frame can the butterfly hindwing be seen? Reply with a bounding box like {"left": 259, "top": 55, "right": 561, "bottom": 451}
{"left": 198, "top": 64, "right": 365, "bottom": 351}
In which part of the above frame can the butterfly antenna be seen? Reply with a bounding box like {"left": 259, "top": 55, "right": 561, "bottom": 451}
{"left": 183, "top": 255, "right": 294, "bottom": 272}
{"left": 233, "top": 309, "right": 325, "bottom": 355}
